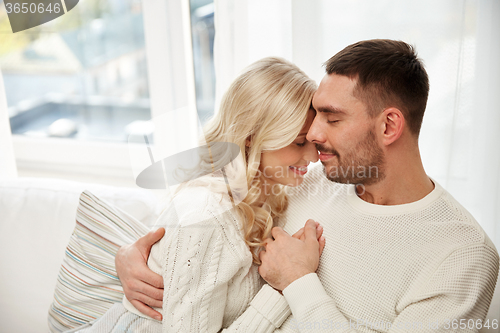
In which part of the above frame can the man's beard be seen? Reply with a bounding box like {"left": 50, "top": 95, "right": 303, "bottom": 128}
{"left": 317, "top": 129, "right": 386, "bottom": 186}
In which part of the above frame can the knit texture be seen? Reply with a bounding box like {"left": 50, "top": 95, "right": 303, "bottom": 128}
{"left": 76, "top": 303, "right": 162, "bottom": 333}
{"left": 135, "top": 185, "right": 269, "bottom": 332}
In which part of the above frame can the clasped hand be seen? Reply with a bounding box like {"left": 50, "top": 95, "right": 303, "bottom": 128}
{"left": 258, "top": 219, "right": 326, "bottom": 291}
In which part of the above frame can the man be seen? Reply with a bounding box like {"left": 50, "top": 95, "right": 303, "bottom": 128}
{"left": 116, "top": 39, "right": 499, "bottom": 331}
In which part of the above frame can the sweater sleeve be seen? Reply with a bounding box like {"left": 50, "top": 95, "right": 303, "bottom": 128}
{"left": 280, "top": 243, "right": 499, "bottom": 333}
{"left": 160, "top": 214, "right": 248, "bottom": 333}
{"left": 221, "top": 284, "right": 291, "bottom": 333}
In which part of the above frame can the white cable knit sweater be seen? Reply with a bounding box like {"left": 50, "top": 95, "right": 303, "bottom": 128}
{"left": 121, "top": 185, "right": 267, "bottom": 332}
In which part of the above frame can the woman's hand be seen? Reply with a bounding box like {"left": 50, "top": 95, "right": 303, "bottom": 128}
{"left": 292, "top": 220, "right": 326, "bottom": 256}
{"left": 115, "top": 228, "right": 165, "bottom": 321}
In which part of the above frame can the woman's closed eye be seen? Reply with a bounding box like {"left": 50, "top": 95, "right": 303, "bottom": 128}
{"left": 295, "top": 141, "right": 307, "bottom": 147}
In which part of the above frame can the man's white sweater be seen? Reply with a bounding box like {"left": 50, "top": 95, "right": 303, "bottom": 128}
{"left": 228, "top": 164, "right": 499, "bottom": 332}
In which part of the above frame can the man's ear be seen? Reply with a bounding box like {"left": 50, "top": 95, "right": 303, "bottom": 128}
{"left": 379, "top": 107, "right": 405, "bottom": 146}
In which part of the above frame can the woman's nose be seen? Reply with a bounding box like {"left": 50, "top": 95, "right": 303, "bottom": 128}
{"left": 305, "top": 140, "right": 319, "bottom": 163}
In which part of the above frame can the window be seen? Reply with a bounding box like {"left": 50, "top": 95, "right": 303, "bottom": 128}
{"left": 0, "top": 0, "right": 215, "bottom": 186}
{"left": 2, "top": 0, "right": 150, "bottom": 143}
{"left": 190, "top": 0, "right": 215, "bottom": 123}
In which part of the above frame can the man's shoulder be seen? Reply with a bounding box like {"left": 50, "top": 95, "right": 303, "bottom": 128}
{"left": 432, "top": 182, "right": 497, "bottom": 252}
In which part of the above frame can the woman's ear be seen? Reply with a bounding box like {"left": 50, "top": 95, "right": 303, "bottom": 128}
{"left": 380, "top": 107, "right": 405, "bottom": 146}
{"left": 245, "top": 136, "right": 252, "bottom": 147}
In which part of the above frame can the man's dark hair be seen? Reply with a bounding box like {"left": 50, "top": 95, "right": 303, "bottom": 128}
{"left": 324, "top": 39, "right": 429, "bottom": 137}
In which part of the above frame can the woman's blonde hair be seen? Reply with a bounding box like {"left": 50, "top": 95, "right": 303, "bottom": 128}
{"left": 201, "top": 57, "right": 317, "bottom": 263}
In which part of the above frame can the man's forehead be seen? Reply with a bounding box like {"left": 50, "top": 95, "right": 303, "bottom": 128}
{"left": 317, "top": 73, "right": 357, "bottom": 93}
{"left": 313, "top": 74, "right": 359, "bottom": 107}
{"left": 312, "top": 74, "right": 364, "bottom": 115}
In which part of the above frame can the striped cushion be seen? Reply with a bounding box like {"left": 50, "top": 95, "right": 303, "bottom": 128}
{"left": 48, "top": 191, "right": 151, "bottom": 332}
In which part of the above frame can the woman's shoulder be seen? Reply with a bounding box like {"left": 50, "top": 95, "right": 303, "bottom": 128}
{"left": 158, "top": 185, "right": 241, "bottom": 230}
{"left": 155, "top": 185, "right": 251, "bottom": 262}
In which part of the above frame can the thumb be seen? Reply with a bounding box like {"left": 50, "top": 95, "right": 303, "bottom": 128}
{"left": 292, "top": 227, "right": 305, "bottom": 240}
{"left": 138, "top": 227, "right": 165, "bottom": 256}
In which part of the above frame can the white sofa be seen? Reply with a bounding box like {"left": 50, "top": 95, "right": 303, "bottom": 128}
{"left": 0, "top": 177, "right": 499, "bottom": 333}
{"left": 0, "top": 177, "right": 162, "bottom": 333}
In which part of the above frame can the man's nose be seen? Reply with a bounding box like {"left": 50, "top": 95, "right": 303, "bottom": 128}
{"left": 306, "top": 116, "right": 326, "bottom": 144}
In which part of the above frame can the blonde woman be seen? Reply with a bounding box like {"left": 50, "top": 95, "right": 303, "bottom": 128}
{"left": 77, "top": 57, "right": 323, "bottom": 333}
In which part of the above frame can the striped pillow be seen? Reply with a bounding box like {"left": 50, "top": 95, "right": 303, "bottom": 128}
{"left": 48, "top": 191, "right": 151, "bottom": 332}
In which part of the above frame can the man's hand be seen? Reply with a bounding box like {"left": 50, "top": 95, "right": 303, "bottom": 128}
{"left": 258, "top": 219, "right": 325, "bottom": 291}
{"left": 115, "top": 228, "right": 165, "bottom": 321}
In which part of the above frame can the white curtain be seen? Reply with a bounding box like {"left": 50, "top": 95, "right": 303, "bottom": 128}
{"left": 0, "top": 69, "right": 17, "bottom": 179}
{"left": 214, "top": 0, "right": 500, "bottom": 251}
